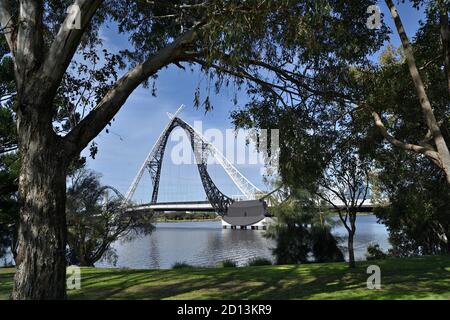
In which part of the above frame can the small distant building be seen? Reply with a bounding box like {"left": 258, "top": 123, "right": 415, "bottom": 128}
{"left": 221, "top": 200, "right": 274, "bottom": 230}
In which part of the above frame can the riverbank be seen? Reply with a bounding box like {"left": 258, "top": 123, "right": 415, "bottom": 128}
{"left": 1, "top": 255, "right": 448, "bottom": 299}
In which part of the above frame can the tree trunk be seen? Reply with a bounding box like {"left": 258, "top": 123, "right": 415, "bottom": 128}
{"left": 12, "top": 106, "right": 68, "bottom": 300}
{"left": 78, "top": 258, "right": 94, "bottom": 267}
{"left": 348, "top": 232, "right": 356, "bottom": 268}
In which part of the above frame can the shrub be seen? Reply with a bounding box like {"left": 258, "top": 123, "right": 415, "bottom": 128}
{"left": 265, "top": 201, "right": 344, "bottom": 265}
{"left": 366, "top": 244, "right": 388, "bottom": 260}
{"left": 220, "top": 259, "right": 237, "bottom": 268}
{"left": 247, "top": 257, "right": 272, "bottom": 266}
{"left": 172, "top": 262, "right": 194, "bottom": 269}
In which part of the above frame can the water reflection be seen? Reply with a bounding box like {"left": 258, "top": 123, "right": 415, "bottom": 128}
{"left": 334, "top": 215, "right": 391, "bottom": 261}
{"left": 96, "top": 215, "right": 390, "bottom": 269}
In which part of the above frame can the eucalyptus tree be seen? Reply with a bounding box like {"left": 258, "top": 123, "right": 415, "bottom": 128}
{"left": 0, "top": 0, "right": 386, "bottom": 299}
{"left": 231, "top": 1, "right": 450, "bottom": 187}
{"left": 369, "top": 0, "right": 450, "bottom": 185}
{"left": 364, "top": 6, "right": 450, "bottom": 255}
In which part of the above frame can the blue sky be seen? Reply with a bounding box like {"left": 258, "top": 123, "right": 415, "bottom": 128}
{"left": 82, "top": 1, "right": 424, "bottom": 203}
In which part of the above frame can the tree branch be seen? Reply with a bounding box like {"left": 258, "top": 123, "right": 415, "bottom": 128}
{"left": 317, "top": 184, "right": 351, "bottom": 232}
{"left": 314, "top": 191, "right": 342, "bottom": 212}
{"left": 357, "top": 173, "right": 370, "bottom": 211}
{"left": 64, "top": 27, "right": 201, "bottom": 155}
{"left": 191, "top": 58, "right": 293, "bottom": 107}
{"left": 15, "top": 0, "right": 44, "bottom": 89}
{"left": 0, "top": 0, "right": 15, "bottom": 53}
{"left": 145, "top": 0, "right": 208, "bottom": 10}
{"left": 191, "top": 52, "right": 354, "bottom": 105}
{"left": 39, "top": 0, "right": 103, "bottom": 94}
{"left": 419, "top": 55, "right": 442, "bottom": 71}
{"left": 245, "top": 58, "right": 354, "bottom": 104}
{"left": 372, "top": 111, "right": 443, "bottom": 168}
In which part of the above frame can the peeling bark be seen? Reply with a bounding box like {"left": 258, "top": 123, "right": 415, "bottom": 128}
{"left": 12, "top": 101, "right": 68, "bottom": 300}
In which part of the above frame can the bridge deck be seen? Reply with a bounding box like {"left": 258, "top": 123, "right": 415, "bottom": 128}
{"left": 130, "top": 201, "right": 213, "bottom": 212}
{"left": 129, "top": 200, "right": 378, "bottom": 213}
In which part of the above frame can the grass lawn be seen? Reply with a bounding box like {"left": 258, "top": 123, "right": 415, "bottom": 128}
{"left": 1, "top": 255, "right": 449, "bottom": 300}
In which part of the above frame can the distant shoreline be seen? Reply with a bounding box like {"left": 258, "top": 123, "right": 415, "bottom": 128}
{"left": 155, "top": 218, "right": 221, "bottom": 223}
{"left": 154, "top": 213, "right": 375, "bottom": 223}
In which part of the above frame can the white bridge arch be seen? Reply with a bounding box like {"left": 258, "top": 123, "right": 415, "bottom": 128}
{"left": 125, "top": 105, "right": 266, "bottom": 216}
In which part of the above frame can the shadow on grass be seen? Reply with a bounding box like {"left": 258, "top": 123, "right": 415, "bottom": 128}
{"left": 0, "top": 269, "right": 14, "bottom": 300}
{"left": 0, "top": 255, "right": 449, "bottom": 300}
{"left": 68, "top": 255, "right": 450, "bottom": 300}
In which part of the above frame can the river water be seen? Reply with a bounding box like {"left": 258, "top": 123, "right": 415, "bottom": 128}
{"left": 96, "top": 215, "right": 391, "bottom": 269}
